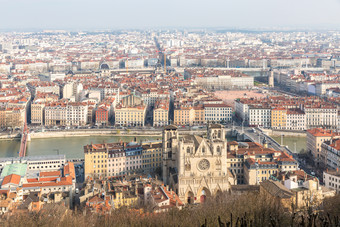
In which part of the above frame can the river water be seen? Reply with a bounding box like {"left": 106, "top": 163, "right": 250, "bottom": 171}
{"left": 271, "top": 136, "right": 307, "bottom": 153}
{"left": 0, "top": 135, "right": 307, "bottom": 159}
{"left": 0, "top": 136, "right": 161, "bottom": 159}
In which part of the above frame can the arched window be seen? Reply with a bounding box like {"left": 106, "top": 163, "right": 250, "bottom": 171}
{"left": 217, "top": 146, "right": 221, "bottom": 154}
{"left": 167, "top": 142, "right": 171, "bottom": 148}
{"left": 202, "top": 147, "right": 205, "bottom": 154}
{"left": 167, "top": 132, "right": 170, "bottom": 139}
{"left": 186, "top": 147, "right": 190, "bottom": 154}
{"left": 218, "top": 130, "right": 221, "bottom": 138}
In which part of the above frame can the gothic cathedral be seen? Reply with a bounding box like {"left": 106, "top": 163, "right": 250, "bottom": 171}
{"left": 162, "top": 124, "right": 232, "bottom": 204}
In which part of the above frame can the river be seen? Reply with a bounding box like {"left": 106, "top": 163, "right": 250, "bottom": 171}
{"left": 0, "top": 134, "right": 306, "bottom": 159}
{"left": 0, "top": 136, "right": 161, "bottom": 159}
{"left": 271, "top": 136, "right": 307, "bottom": 153}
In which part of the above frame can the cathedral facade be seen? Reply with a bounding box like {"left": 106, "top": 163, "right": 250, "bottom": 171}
{"left": 162, "top": 124, "right": 233, "bottom": 204}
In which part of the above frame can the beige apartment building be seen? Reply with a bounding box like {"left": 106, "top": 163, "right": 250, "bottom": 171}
{"left": 115, "top": 105, "right": 146, "bottom": 127}
{"left": 141, "top": 142, "right": 162, "bottom": 173}
{"left": 194, "top": 105, "right": 205, "bottom": 125}
{"left": 174, "top": 107, "right": 195, "bottom": 126}
{"left": 0, "top": 107, "right": 25, "bottom": 128}
{"left": 31, "top": 103, "right": 45, "bottom": 125}
{"left": 31, "top": 93, "right": 59, "bottom": 125}
{"left": 84, "top": 143, "right": 108, "bottom": 178}
{"left": 306, "top": 128, "right": 338, "bottom": 165}
{"left": 44, "top": 102, "right": 67, "bottom": 126}
{"left": 227, "top": 141, "right": 297, "bottom": 185}
{"left": 153, "top": 106, "right": 169, "bottom": 127}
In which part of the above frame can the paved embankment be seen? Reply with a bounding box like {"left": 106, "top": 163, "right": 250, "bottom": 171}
{"left": 0, "top": 133, "right": 20, "bottom": 140}
{"left": 28, "top": 128, "right": 207, "bottom": 139}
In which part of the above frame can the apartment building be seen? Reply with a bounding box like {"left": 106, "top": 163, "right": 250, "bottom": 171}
{"left": 173, "top": 106, "right": 195, "bottom": 126}
{"left": 271, "top": 108, "right": 287, "bottom": 130}
{"left": 84, "top": 143, "right": 109, "bottom": 178}
{"left": 194, "top": 105, "right": 205, "bottom": 125}
{"left": 28, "top": 81, "right": 60, "bottom": 96}
{"left": 95, "top": 106, "right": 109, "bottom": 126}
{"left": 306, "top": 128, "right": 338, "bottom": 163}
{"left": 286, "top": 109, "right": 306, "bottom": 131}
{"left": 227, "top": 141, "right": 298, "bottom": 185}
{"left": 304, "top": 106, "right": 337, "bottom": 129}
{"left": 323, "top": 170, "right": 340, "bottom": 193}
{"left": 125, "top": 142, "right": 143, "bottom": 174}
{"left": 45, "top": 102, "right": 67, "bottom": 126}
{"left": 31, "top": 93, "right": 60, "bottom": 125}
{"left": 321, "top": 139, "right": 340, "bottom": 170}
{"left": 248, "top": 106, "right": 271, "bottom": 128}
{"left": 204, "top": 103, "right": 232, "bottom": 123}
{"left": 85, "top": 141, "right": 148, "bottom": 178}
{"left": 115, "top": 104, "right": 146, "bottom": 127}
{"left": 235, "top": 100, "right": 249, "bottom": 124}
{"left": 66, "top": 102, "right": 88, "bottom": 126}
{"left": 0, "top": 107, "right": 25, "bottom": 128}
{"left": 142, "top": 142, "right": 162, "bottom": 173}
{"left": 107, "top": 143, "right": 125, "bottom": 177}
{"left": 153, "top": 99, "right": 169, "bottom": 127}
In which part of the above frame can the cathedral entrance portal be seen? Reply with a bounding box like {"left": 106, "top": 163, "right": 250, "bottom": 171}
{"left": 198, "top": 187, "right": 211, "bottom": 203}
{"left": 186, "top": 191, "right": 194, "bottom": 204}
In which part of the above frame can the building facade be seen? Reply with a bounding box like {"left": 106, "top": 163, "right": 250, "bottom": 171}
{"left": 162, "top": 124, "right": 232, "bottom": 204}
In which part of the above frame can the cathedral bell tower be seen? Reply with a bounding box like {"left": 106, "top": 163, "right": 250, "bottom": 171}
{"left": 208, "top": 123, "right": 226, "bottom": 140}
{"left": 162, "top": 125, "right": 179, "bottom": 185}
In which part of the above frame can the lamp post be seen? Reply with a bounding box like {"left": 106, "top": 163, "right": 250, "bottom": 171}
{"left": 255, "top": 162, "right": 259, "bottom": 185}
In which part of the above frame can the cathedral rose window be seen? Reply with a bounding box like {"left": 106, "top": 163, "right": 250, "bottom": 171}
{"left": 198, "top": 159, "right": 210, "bottom": 171}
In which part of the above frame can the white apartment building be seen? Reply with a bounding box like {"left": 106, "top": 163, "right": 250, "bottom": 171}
{"left": 231, "top": 76, "right": 254, "bottom": 88}
{"left": 321, "top": 139, "right": 340, "bottom": 170}
{"left": 304, "top": 107, "right": 337, "bottom": 129}
{"left": 63, "top": 82, "right": 83, "bottom": 101}
{"left": 323, "top": 171, "right": 340, "bottom": 194}
{"left": 286, "top": 109, "right": 306, "bottom": 131}
{"left": 141, "top": 90, "right": 169, "bottom": 107}
{"left": 235, "top": 100, "right": 249, "bottom": 124}
{"left": 108, "top": 150, "right": 126, "bottom": 177}
{"left": 66, "top": 103, "right": 88, "bottom": 126}
{"left": 45, "top": 103, "right": 67, "bottom": 126}
{"left": 248, "top": 107, "right": 271, "bottom": 128}
{"left": 35, "top": 85, "right": 60, "bottom": 96}
{"left": 204, "top": 104, "right": 232, "bottom": 123}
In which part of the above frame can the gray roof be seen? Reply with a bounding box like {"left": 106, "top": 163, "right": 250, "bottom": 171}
{"left": 164, "top": 125, "right": 178, "bottom": 130}
{"left": 260, "top": 180, "right": 293, "bottom": 199}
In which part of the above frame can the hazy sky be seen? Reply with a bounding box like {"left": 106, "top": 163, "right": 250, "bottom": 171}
{"left": 1, "top": 0, "right": 340, "bottom": 30}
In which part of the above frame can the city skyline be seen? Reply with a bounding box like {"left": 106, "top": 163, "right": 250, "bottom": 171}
{"left": 1, "top": 0, "right": 340, "bottom": 31}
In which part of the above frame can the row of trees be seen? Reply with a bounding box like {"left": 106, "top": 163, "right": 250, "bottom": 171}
{"left": 3, "top": 192, "right": 340, "bottom": 227}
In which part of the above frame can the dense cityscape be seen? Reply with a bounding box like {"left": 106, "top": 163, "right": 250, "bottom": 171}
{"left": 0, "top": 29, "right": 340, "bottom": 226}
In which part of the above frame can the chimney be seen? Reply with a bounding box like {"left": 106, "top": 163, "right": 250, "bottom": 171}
{"left": 282, "top": 174, "right": 285, "bottom": 182}
{"left": 150, "top": 142, "right": 152, "bottom": 148}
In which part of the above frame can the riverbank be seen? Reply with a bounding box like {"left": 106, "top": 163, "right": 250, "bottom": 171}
{"left": 30, "top": 130, "right": 161, "bottom": 139}
{"left": 261, "top": 128, "right": 306, "bottom": 137}
{"left": 0, "top": 133, "right": 20, "bottom": 141}
{"left": 29, "top": 128, "right": 207, "bottom": 140}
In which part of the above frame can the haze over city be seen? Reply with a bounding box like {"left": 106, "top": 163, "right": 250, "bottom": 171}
{"left": 1, "top": 0, "right": 340, "bottom": 226}
{"left": 1, "top": 0, "right": 340, "bottom": 30}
